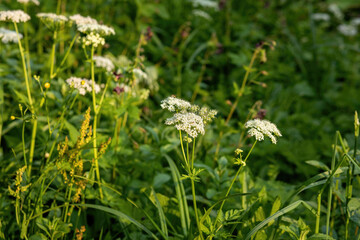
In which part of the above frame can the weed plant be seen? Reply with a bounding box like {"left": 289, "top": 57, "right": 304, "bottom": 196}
{"left": 0, "top": 1, "right": 360, "bottom": 239}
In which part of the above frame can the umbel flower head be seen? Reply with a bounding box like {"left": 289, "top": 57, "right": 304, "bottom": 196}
{"left": 77, "top": 23, "right": 115, "bottom": 36}
{"left": 37, "top": 13, "right": 68, "bottom": 23}
{"left": 82, "top": 32, "right": 105, "bottom": 47}
{"left": 93, "top": 56, "right": 115, "bottom": 72}
{"left": 17, "top": 0, "right": 40, "bottom": 5}
{"left": 165, "top": 112, "right": 205, "bottom": 138}
{"left": 161, "top": 96, "right": 217, "bottom": 139}
{"left": 0, "top": 10, "right": 30, "bottom": 23}
{"left": 245, "top": 119, "right": 282, "bottom": 144}
{"left": 161, "top": 96, "right": 192, "bottom": 113}
{"left": 0, "top": 28, "right": 22, "bottom": 43}
{"left": 70, "top": 14, "right": 98, "bottom": 26}
{"left": 66, "top": 77, "right": 100, "bottom": 95}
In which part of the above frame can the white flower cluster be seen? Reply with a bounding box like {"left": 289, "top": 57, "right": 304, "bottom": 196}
{"left": 66, "top": 77, "right": 100, "bottom": 95}
{"left": 161, "top": 96, "right": 192, "bottom": 112}
{"left": 70, "top": 14, "right": 98, "bottom": 26}
{"left": 312, "top": 13, "right": 330, "bottom": 22}
{"left": 0, "top": 28, "right": 22, "bottom": 43}
{"left": 245, "top": 119, "right": 282, "bottom": 144}
{"left": 191, "top": 0, "right": 218, "bottom": 9}
{"left": 161, "top": 96, "right": 217, "bottom": 138}
{"left": 37, "top": 13, "right": 68, "bottom": 23}
{"left": 351, "top": 18, "right": 360, "bottom": 26}
{"left": 0, "top": 10, "right": 30, "bottom": 23}
{"left": 17, "top": 0, "right": 40, "bottom": 5}
{"left": 165, "top": 112, "right": 205, "bottom": 138}
{"left": 338, "top": 24, "right": 357, "bottom": 37}
{"left": 133, "top": 68, "right": 147, "bottom": 80}
{"left": 192, "top": 10, "right": 212, "bottom": 21}
{"left": 93, "top": 56, "right": 114, "bottom": 72}
{"left": 328, "top": 4, "right": 343, "bottom": 20}
{"left": 77, "top": 23, "right": 115, "bottom": 36}
{"left": 82, "top": 32, "right": 105, "bottom": 47}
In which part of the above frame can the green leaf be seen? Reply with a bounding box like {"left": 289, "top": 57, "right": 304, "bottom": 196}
{"left": 306, "top": 160, "right": 330, "bottom": 171}
{"left": 165, "top": 154, "right": 190, "bottom": 236}
{"left": 153, "top": 173, "right": 171, "bottom": 189}
{"left": 77, "top": 204, "right": 158, "bottom": 239}
{"left": 13, "top": 89, "right": 29, "bottom": 107}
{"left": 348, "top": 198, "right": 360, "bottom": 226}
{"left": 268, "top": 196, "right": 281, "bottom": 226}
{"left": 150, "top": 188, "right": 168, "bottom": 238}
{"left": 29, "top": 233, "right": 48, "bottom": 240}
{"left": 63, "top": 120, "right": 79, "bottom": 144}
{"left": 255, "top": 206, "right": 265, "bottom": 222}
{"left": 307, "top": 233, "right": 336, "bottom": 240}
{"left": 245, "top": 200, "right": 317, "bottom": 240}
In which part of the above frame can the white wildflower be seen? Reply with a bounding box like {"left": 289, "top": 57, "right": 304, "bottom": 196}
{"left": 0, "top": 10, "right": 30, "bottom": 23}
{"left": 245, "top": 119, "right": 282, "bottom": 144}
{"left": 70, "top": 14, "right": 98, "bottom": 26}
{"left": 351, "top": 18, "right": 360, "bottom": 26}
{"left": 93, "top": 56, "right": 114, "bottom": 72}
{"left": 143, "top": 66, "right": 159, "bottom": 92}
{"left": 37, "top": 13, "right": 68, "bottom": 23}
{"left": 192, "top": 10, "right": 212, "bottom": 21}
{"left": 161, "top": 96, "right": 192, "bottom": 113}
{"left": 82, "top": 32, "right": 105, "bottom": 47}
{"left": 133, "top": 68, "right": 148, "bottom": 80}
{"left": 165, "top": 112, "right": 205, "bottom": 138}
{"left": 17, "top": 0, "right": 40, "bottom": 5}
{"left": 191, "top": 0, "right": 218, "bottom": 9}
{"left": 312, "top": 13, "right": 330, "bottom": 21}
{"left": 77, "top": 23, "right": 115, "bottom": 36}
{"left": 328, "top": 4, "right": 343, "bottom": 20}
{"left": 198, "top": 106, "right": 217, "bottom": 124}
{"left": 338, "top": 24, "right": 357, "bottom": 37}
{"left": 66, "top": 77, "right": 100, "bottom": 95}
{"left": 0, "top": 28, "right": 22, "bottom": 44}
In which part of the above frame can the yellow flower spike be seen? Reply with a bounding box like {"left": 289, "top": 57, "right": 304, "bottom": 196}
{"left": 44, "top": 82, "right": 50, "bottom": 89}
{"left": 10, "top": 116, "right": 16, "bottom": 120}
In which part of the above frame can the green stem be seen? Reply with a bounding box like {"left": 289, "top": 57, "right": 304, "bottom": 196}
{"left": 214, "top": 49, "right": 259, "bottom": 160}
{"left": 315, "top": 192, "right": 321, "bottom": 233}
{"left": 23, "top": 4, "right": 32, "bottom": 86}
{"left": 90, "top": 46, "right": 103, "bottom": 200}
{"left": 346, "top": 129, "right": 357, "bottom": 239}
{"left": 178, "top": 131, "right": 189, "bottom": 169}
{"left": 215, "top": 140, "right": 257, "bottom": 225}
{"left": 242, "top": 170, "right": 247, "bottom": 209}
{"left": 226, "top": 49, "right": 259, "bottom": 124}
{"left": 22, "top": 118, "right": 27, "bottom": 167}
{"left": 50, "top": 31, "right": 57, "bottom": 81}
{"left": 14, "top": 22, "right": 37, "bottom": 178}
{"left": 191, "top": 178, "right": 202, "bottom": 239}
{"left": 53, "top": 33, "right": 79, "bottom": 78}
{"left": 326, "top": 132, "right": 338, "bottom": 235}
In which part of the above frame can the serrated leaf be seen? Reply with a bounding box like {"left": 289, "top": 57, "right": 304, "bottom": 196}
{"left": 268, "top": 196, "right": 281, "bottom": 226}
{"left": 255, "top": 206, "right": 265, "bottom": 222}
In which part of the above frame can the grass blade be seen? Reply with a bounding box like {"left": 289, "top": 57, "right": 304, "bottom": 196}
{"left": 165, "top": 154, "right": 190, "bottom": 236}
{"left": 151, "top": 188, "right": 169, "bottom": 238}
{"left": 78, "top": 203, "right": 158, "bottom": 239}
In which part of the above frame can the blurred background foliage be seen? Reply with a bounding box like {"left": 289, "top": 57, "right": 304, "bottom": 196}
{"left": 1, "top": 0, "right": 360, "bottom": 238}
